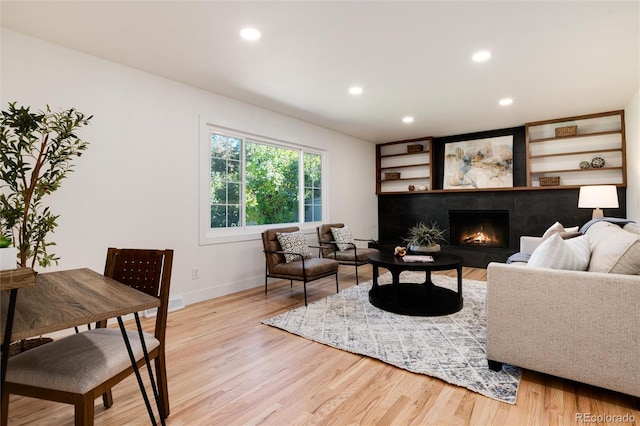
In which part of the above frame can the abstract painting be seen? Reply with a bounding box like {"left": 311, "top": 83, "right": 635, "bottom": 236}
{"left": 443, "top": 135, "right": 513, "bottom": 189}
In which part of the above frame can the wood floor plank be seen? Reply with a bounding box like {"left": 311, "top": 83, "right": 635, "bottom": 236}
{"left": 5, "top": 264, "right": 639, "bottom": 425}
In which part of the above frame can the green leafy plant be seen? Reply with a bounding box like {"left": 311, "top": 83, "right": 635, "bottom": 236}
{"left": 403, "top": 221, "right": 447, "bottom": 247}
{"left": 0, "top": 102, "right": 92, "bottom": 268}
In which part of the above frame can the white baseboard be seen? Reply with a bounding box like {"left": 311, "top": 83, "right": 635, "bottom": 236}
{"left": 179, "top": 275, "right": 262, "bottom": 306}
{"left": 144, "top": 297, "right": 185, "bottom": 318}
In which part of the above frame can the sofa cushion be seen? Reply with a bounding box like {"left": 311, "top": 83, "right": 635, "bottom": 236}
{"left": 528, "top": 233, "right": 590, "bottom": 271}
{"left": 271, "top": 257, "right": 338, "bottom": 278}
{"left": 331, "top": 226, "right": 354, "bottom": 251}
{"left": 276, "top": 231, "right": 312, "bottom": 263}
{"left": 586, "top": 221, "right": 640, "bottom": 274}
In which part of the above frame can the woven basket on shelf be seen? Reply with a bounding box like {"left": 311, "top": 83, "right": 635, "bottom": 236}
{"left": 538, "top": 176, "right": 560, "bottom": 186}
{"left": 407, "top": 144, "right": 423, "bottom": 153}
{"left": 555, "top": 125, "right": 577, "bottom": 137}
{"left": 384, "top": 172, "right": 401, "bottom": 180}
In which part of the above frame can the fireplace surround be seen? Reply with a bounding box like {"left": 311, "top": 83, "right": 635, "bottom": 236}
{"left": 377, "top": 187, "right": 627, "bottom": 267}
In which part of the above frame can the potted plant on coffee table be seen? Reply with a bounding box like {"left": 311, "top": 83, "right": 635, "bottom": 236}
{"left": 403, "top": 221, "right": 447, "bottom": 253}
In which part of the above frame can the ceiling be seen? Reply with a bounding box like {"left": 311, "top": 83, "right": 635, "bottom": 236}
{"left": 1, "top": 1, "right": 638, "bottom": 143}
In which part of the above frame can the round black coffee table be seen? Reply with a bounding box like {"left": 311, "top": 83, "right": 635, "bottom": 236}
{"left": 368, "top": 251, "right": 463, "bottom": 316}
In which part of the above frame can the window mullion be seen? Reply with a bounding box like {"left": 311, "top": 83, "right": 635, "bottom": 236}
{"left": 241, "top": 137, "right": 247, "bottom": 227}
{"left": 299, "top": 150, "right": 305, "bottom": 225}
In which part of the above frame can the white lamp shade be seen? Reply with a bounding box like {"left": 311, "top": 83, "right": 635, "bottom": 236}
{"left": 578, "top": 185, "right": 619, "bottom": 209}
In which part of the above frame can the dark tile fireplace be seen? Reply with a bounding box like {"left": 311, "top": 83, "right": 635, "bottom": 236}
{"left": 449, "top": 210, "right": 509, "bottom": 249}
{"left": 377, "top": 187, "right": 627, "bottom": 268}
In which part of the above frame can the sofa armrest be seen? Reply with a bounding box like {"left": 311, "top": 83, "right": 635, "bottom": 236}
{"left": 486, "top": 262, "right": 640, "bottom": 398}
{"left": 519, "top": 236, "right": 542, "bottom": 255}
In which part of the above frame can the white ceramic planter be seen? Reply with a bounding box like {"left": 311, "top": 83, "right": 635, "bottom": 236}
{"left": 409, "top": 244, "right": 441, "bottom": 253}
{"left": 0, "top": 247, "right": 19, "bottom": 270}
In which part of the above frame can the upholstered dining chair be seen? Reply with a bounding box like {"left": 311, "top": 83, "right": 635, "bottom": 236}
{"left": 317, "top": 223, "right": 378, "bottom": 284}
{"left": 262, "top": 226, "right": 339, "bottom": 306}
{"left": 1, "top": 248, "right": 173, "bottom": 426}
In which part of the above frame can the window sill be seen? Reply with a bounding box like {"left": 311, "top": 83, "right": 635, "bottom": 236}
{"left": 199, "top": 223, "right": 321, "bottom": 246}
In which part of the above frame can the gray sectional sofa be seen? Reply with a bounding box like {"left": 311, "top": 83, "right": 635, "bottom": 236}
{"left": 486, "top": 220, "right": 640, "bottom": 399}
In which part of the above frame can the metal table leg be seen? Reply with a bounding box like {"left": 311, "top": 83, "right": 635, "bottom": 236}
{"left": 117, "top": 315, "right": 166, "bottom": 426}
{"left": 1, "top": 289, "right": 19, "bottom": 399}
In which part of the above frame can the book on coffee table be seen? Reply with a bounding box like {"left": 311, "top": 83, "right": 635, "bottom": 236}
{"left": 402, "top": 255, "right": 434, "bottom": 263}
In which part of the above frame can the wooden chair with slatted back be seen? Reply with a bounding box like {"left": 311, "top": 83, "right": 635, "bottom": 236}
{"left": 99, "top": 248, "right": 173, "bottom": 415}
{"left": 1, "top": 248, "right": 173, "bottom": 426}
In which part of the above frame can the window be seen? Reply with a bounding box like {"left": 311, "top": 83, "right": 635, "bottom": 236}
{"left": 304, "top": 152, "right": 322, "bottom": 222}
{"left": 210, "top": 133, "right": 242, "bottom": 228}
{"left": 200, "top": 121, "right": 326, "bottom": 244}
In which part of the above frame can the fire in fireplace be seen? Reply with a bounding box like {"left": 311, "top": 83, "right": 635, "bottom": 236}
{"left": 448, "top": 210, "right": 509, "bottom": 248}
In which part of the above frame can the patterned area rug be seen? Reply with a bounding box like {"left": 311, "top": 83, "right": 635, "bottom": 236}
{"left": 262, "top": 272, "right": 521, "bottom": 404}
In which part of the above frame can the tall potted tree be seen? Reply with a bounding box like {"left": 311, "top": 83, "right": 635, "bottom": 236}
{"left": 0, "top": 102, "right": 92, "bottom": 269}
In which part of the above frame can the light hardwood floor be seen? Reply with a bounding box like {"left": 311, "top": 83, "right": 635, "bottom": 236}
{"left": 5, "top": 265, "right": 639, "bottom": 425}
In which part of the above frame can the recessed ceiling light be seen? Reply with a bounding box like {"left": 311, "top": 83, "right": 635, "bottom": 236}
{"left": 348, "top": 86, "right": 363, "bottom": 95}
{"left": 240, "top": 28, "right": 261, "bottom": 41}
{"left": 402, "top": 116, "right": 414, "bottom": 124}
{"left": 472, "top": 50, "right": 491, "bottom": 62}
{"left": 499, "top": 98, "right": 514, "bottom": 106}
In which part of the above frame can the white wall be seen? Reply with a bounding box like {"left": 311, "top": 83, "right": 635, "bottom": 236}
{"left": 0, "top": 28, "right": 378, "bottom": 305}
{"left": 625, "top": 90, "right": 639, "bottom": 222}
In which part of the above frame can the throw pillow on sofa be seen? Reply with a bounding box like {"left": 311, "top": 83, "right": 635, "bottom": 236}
{"left": 541, "top": 222, "right": 580, "bottom": 241}
{"left": 541, "top": 221, "right": 564, "bottom": 240}
{"left": 585, "top": 221, "right": 640, "bottom": 274}
{"left": 528, "top": 233, "right": 591, "bottom": 271}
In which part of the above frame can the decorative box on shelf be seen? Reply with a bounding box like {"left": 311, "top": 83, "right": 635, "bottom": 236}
{"left": 0, "top": 267, "right": 37, "bottom": 290}
{"left": 407, "top": 144, "right": 423, "bottom": 153}
{"left": 538, "top": 176, "right": 560, "bottom": 186}
{"left": 554, "top": 125, "right": 577, "bottom": 137}
{"left": 384, "top": 172, "right": 401, "bottom": 180}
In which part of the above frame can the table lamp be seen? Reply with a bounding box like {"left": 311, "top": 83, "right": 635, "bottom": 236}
{"left": 578, "top": 185, "right": 619, "bottom": 219}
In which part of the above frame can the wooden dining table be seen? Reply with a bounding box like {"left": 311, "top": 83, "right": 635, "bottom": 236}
{"left": 1, "top": 268, "right": 159, "bottom": 341}
{"left": 0, "top": 268, "right": 162, "bottom": 424}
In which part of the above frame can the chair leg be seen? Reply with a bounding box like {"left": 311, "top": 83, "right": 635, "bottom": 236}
{"left": 75, "top": 394, "right": 95, "bottom": 426}
{"left": 156, "top": 352, "right": 170, "bottom": 418}
{"left": 102, "top": 389, "right": 113, "bottom": 408}
{"left": 355, "top": 264, "right": 359, "bottom": 285}
{"left": 335, "top": 273, "right": 339, "bottom": 293}
{"left": 1, "top": 386, "right": 9, "bottom": 426}
{"left": 303, "top": 282, "right": 308, "bottom": 306}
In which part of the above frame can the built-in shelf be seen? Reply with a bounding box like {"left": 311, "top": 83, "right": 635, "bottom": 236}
{"left": 528, "top": 129, "right": 620, "bottom": 143}
{"left": 375, "top": 110, "right": 626, "bottom": 195}
{"left": 525, "top": 110, "right": 626, "bottom": 188}
{"left": 377, "top": 137, "right": 433, "bottom": 194}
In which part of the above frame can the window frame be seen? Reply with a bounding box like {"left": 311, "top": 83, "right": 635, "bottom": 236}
{"left": 199, "top": 117, "right": 328, "bottom": 245}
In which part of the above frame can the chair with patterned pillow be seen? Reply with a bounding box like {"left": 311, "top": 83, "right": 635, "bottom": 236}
{"left": 317, "top": 223, "right": 378, "bottom": 285}
{"left": 262, "top": 226, "right": 339, "bottom": 306}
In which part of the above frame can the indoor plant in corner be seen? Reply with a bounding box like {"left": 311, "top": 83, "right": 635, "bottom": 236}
{"left": 403, "top": 221, "right": 447, "bottom": 253}
{"left": 0, "top": 102, "right": 92, "bottom": 270}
